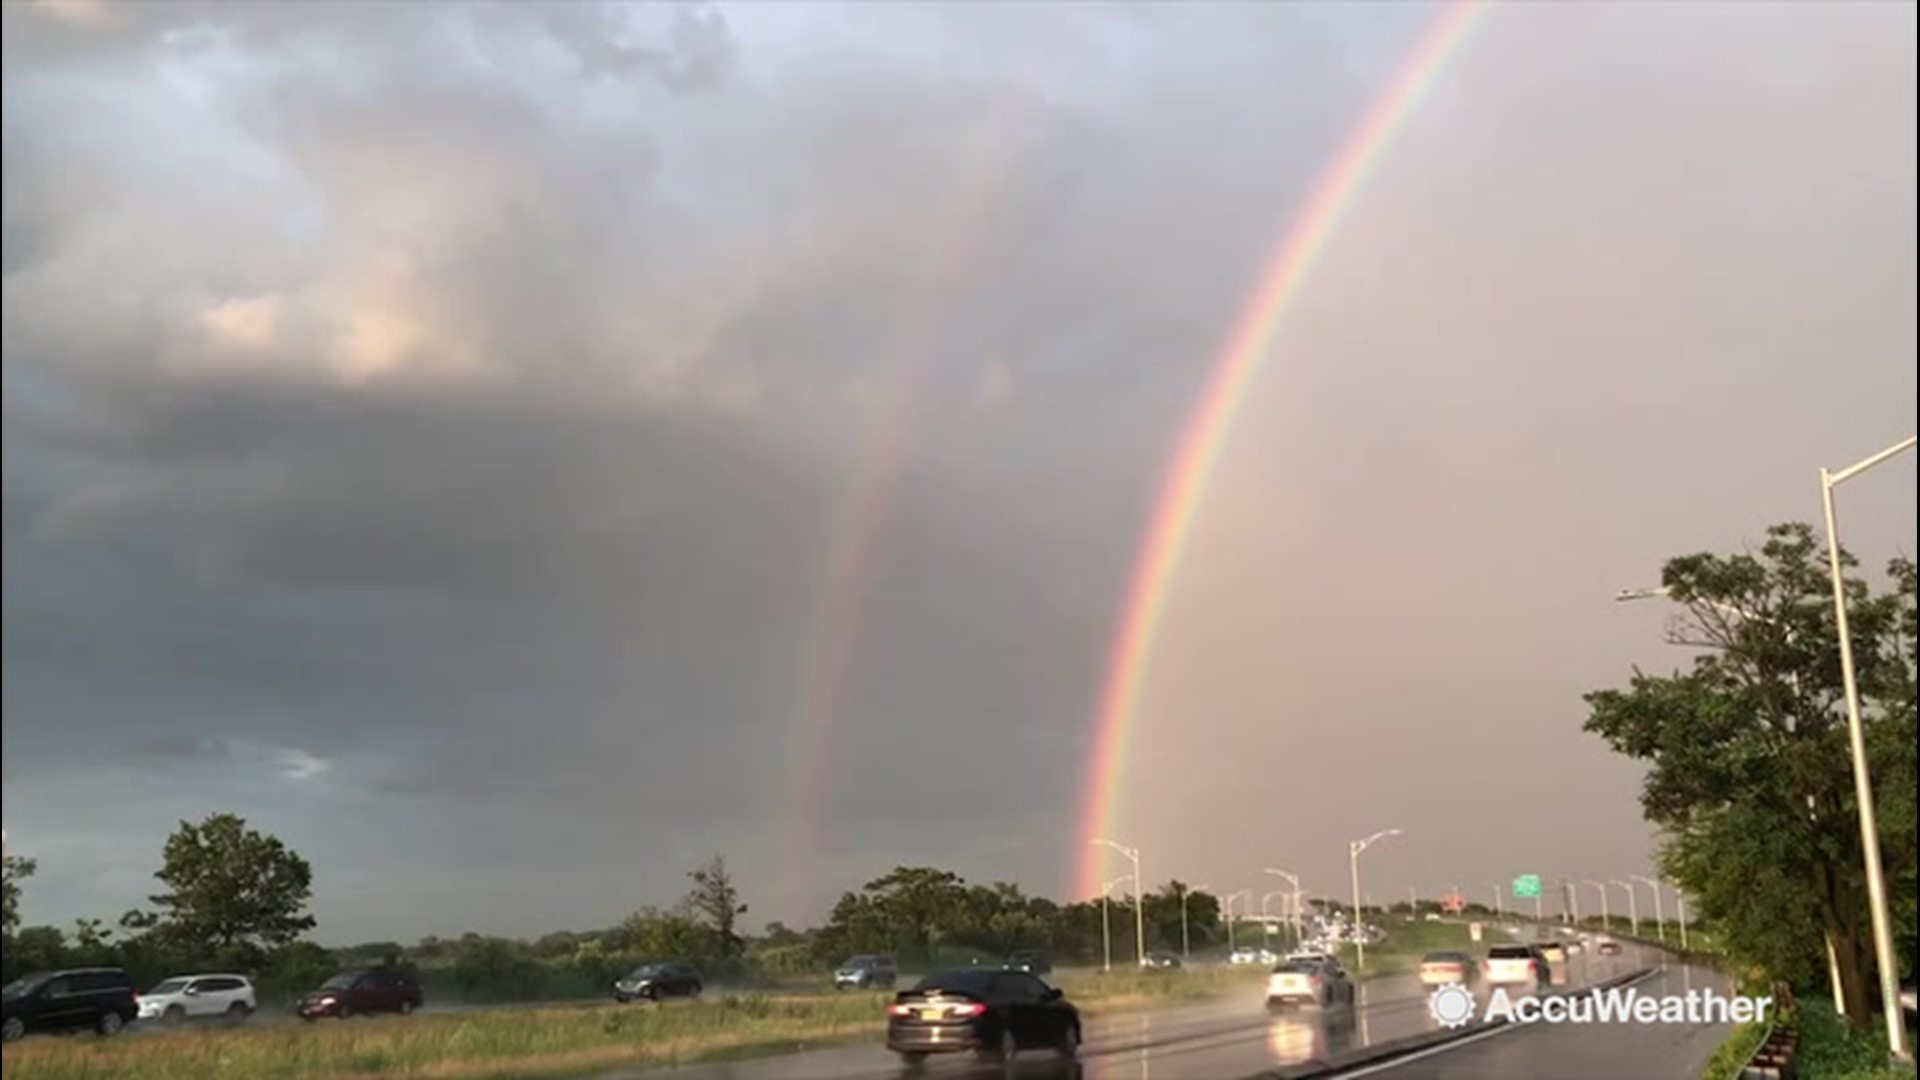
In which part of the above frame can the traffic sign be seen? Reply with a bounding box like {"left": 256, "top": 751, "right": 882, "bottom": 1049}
{"left": 1512, "top": 874, "right": 1543, "bottom": 899}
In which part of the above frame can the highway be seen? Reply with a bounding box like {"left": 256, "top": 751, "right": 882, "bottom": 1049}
{"left": 612, "top": 942, "right": 1669, "bottom": 1079}
{"left": 1346, "top": 961, "right": 1735, "bottom": 1079}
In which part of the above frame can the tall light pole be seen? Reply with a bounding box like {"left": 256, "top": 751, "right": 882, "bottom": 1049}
{"left": 1262, "top": 891, "right": 1291, "bottom": 949}
{"left": 1560, "top": 877, "right": 1579, "bottom": 925}
{"left": 1677, "top": 892, "right": 1689, "bottom": 951}
{"left": 1178, "top": 882, "right": 1210, "bottom": 962}
{"left": 1610, "top": 880, "right": 1640, "bottom": 937}
{"left": 1092, "top": 839, "right": 1146, "bottom": 969}
{"left": 1618, "top": 585, "right": 1849, "bottom": 1014}
{"left": 1488, "top": 881, "right": 1505, "bottom": 918}
{"left": 1631, "top": 876, "right": 1666, "bottom": 944}
{"left": 1264, "top": 869, "right": 1304, "bottom": 946}
{"left": 1100, "top": 875, "right": 1134, "bottom": 974}
{"left": 1223, "top": 890, "right": 1252, "bottom": 955}
{"left": 1821, "top": 435, "right": 1916, "bottom": 1061}
{"left": 1349, "top": 829, "right": 1402, "bottom": 971}
{"left": 1408, "top": 885, "right": 1418, "bottom": 913}
{"left": 1583, "top": 880, "right": 1611, "bottom": 932}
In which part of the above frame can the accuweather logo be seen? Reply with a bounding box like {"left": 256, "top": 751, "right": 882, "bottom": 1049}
{"left": 1427, "top": 984, "right": 1774, "bottom": 1028}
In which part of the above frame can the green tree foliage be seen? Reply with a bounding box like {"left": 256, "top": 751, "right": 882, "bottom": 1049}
{"left": 147, "top": 813, "right": 317, "bottom": 959}
{"left": 448, "top": 934, "right": 551, "bottom": 1001}
{"left": 1584, "top": 524, "right": 1916, "bottom": 1024}
{"left": 811, "top": 866, "right": 1221, "bottom": 966}
{"left": 2, "top": 854, "right": 34, "bottom": 940}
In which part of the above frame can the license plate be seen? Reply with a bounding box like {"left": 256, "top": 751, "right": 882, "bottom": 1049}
{"left": 916, "top": 1007, "right": 941, "bottom": 1019}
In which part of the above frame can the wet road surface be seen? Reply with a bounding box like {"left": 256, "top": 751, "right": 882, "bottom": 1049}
{"left": 615, "top": 943, "right": 1657, "bottom": 1080}
{"left": 1343, "top": 961, "right": 1736, "bottom": 1080}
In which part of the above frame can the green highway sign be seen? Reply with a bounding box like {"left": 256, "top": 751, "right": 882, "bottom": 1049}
{"left": 1512, "top": 874, "right": 1543, "bottom": 899}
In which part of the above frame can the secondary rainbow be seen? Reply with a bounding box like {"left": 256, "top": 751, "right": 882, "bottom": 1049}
{"left": 1074, "top": 0, "right": 1489, "bottom": 900}
{"left": 777, "top": 122, "right": 1041, "bottom": 919}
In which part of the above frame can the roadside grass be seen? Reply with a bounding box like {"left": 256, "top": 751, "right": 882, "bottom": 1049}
{"left": 1699, "top": 1016, "right": 1773, "bottom": 1080}
{"left": 1788, "top": 999, "right": 1917, "bottom": 1080}
{"left": 0, "top": 966, "right": 1267, "bottom": 1080}
{"left": 1328, "top": 919, "right": 1486, "bottom": 976}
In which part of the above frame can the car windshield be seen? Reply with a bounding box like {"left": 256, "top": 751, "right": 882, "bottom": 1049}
{"left": 842, "top": 957, "right": 876, "bottom": 969}
{"left": 147, "top": 978, "right": 191, "bottom": 995}
{"left": 911, "top": 969, "right": 995, "bottom": 996}
{"left": 1425, "top": 953, "right": 1470, "bottom": 964}
{"left": 320, "top": 973, "right": 361, "bottom": 990}
{"left": 1273, "top": 961, "right": 1322, "bottom": 974}
{"left": 1, "top": 974, "right": 50, "bottom": 999}
{"left": 1489, "top": 946, "right": 1534, "bottom": 959}
{"left": 627, "top": 965, "right": 665, "bottom": 979}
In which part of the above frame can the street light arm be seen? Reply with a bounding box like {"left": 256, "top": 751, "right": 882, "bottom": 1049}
{"left": 1351, "top": 829, "right": 1404, "bottom": 855}
{"left": 1828, "top": 436, "right": 1919, "bottom": 487}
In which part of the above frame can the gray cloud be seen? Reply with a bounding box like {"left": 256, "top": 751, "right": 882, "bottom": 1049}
{"left": 4, "top": 0, "right": 1915, "bottom": 941}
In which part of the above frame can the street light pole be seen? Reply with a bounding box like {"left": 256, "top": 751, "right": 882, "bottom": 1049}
{"left": 1262, "top": 891, "right": 1290, "bottom": 950}
{"left": 1611, "top": 880, "right": 1640, "bottom": 937}
{"left": 1631, "top": 876, "right": 1666, "bottom": 944}
{"left": 1560, "top": 878, "right": 1578, "bottom": 925}
{"left": 1677, "top": 893, "right": 1689, "bottom": 951}
{"left": 1100, "top": 875, "right": 1133, "bottom": 974}
{"left": 1264, "top": 869, "right": 1304, "bottom": 946}
{"left": 1093, "top": 839, "right": 1147, "bottom": 969}
{"left": 1348, "top": 829, "right": 1403, "bottom": 971}
{"left": 1584, "top": 880, "right": 1610, "bottom": 932}
{"left": 1179, "top": 882, "right": 1210, "bottom": 962}
{"left": 1821, "top": 435, "right": 1916, "bottom": 1061}
{"left": 1223, "top": 890, "right": 1252, "bottom": 956}
{"left": 1488, "top": 882, "right": 1504, "bottom": 918}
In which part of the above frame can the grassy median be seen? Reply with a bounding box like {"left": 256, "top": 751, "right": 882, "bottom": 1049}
{"left": 0, "top": 967, "right": 1265, "bottom": 1080}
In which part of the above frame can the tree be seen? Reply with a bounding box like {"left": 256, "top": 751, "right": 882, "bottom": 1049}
{"left": 1584, "top": 524, "right": 1915, "bottom": 1025}
{"left": 2, "top": 854, "right": 35, "bottom": 938}
{"left": 148, "top": 813, "right": 317, "bottom": 956}
{"left": 619, "top": 907, "right": 719, "bottom": 966}
{"left": 684, "top": 856, "right": 748, "bottom": 957}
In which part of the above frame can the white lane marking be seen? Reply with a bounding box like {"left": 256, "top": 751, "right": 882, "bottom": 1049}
{"left": 1331, "top": 967, "right": 1666, "bottom": 1078}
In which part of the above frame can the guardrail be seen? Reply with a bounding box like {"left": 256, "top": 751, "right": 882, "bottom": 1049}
{"left": 1738, "top": 1016, "right": 1798, "bottom": 1080}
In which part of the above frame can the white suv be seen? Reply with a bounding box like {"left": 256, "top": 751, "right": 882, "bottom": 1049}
{"left": 136, "top": 974, "right": 256, "bottom": 1025}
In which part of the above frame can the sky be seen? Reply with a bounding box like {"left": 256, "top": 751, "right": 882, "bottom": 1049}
{"left": 2, "top": 0, "right": 1914, "bottom": 944}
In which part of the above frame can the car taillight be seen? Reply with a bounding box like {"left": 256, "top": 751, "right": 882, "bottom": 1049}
{"left": 953, "top": 1002, "right": 986, "bottom": 1018}
{"left": 887, "top": 1003, "right": 914, "bottom": 1016}
{"left": 1310, "top": 976, "right": 1322, "bottom": 988}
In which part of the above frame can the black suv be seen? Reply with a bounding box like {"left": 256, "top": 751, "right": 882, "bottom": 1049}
{"left": 2, "top": 967, "right": 139, "bottom": 1041}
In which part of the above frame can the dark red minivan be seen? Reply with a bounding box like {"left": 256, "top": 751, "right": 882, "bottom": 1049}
{"left": 296, "top": 967, "right": 423, "bottom": 1020}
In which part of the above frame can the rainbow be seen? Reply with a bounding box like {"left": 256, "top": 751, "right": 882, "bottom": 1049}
{"left": 1074, "top": 0, "right": 1488, "bottom": 900}
{"left": 777, "top": 122, "right": 1041, "bottom": 920}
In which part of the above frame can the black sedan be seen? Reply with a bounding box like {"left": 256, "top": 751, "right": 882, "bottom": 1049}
{"left": 886, "top": 967, "right": 1081, "bottom": 1066}
{"left": 613, "top": 963, "right": 702, "bottom": 1003}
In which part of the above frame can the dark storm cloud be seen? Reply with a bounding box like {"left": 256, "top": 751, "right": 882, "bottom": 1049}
{"left": 5, "top": 0, "right": 1911, "bottom": 941}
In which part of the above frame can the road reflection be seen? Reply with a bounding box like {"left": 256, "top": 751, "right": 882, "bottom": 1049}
{"left": 1264, "top": 1006, "right": 1358, "bottom": 1065}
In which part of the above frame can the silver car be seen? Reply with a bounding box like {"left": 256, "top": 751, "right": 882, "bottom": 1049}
{"left": 834, "top": 955, "right": 898, "bottom": 990}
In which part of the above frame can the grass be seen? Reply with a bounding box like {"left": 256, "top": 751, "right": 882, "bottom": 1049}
{"left": 1325, "top": 919, "right": 1488, "bottom": 976}
{"left": 1787, "top": 999, "right": 1918, "bottom": 1080}
{"left": 0, "top": 967, "right": 1269, "bottom": 1080}
{"left": 1699, "top": 1016, "right": 1773, "bottom": 1080}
